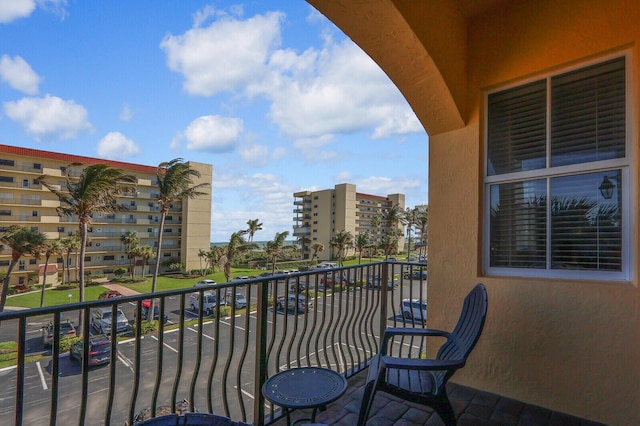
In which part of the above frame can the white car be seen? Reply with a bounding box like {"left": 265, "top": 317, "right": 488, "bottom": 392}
{"left": 277, "top": 294, "right": 312, "bottom": 313}
{"left": 193, "top": 279, "right": 216, "bottom": 287}
{"left": 189, "top": 291, "right": 219, "bottom": 316}
{"left": 91, "top": 307, "right": 130, "bottom": 335}
{"left": 400, "top": 299, "right": 427, "bottom": 322}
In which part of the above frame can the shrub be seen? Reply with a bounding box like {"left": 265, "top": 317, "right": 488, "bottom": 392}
{"left": 214, "top": 305, "right": 232, "bottom": 318}
{"left": 114, "top": 268, "right": 127, "bottom": 279}
{"left": 59, "top": 335, "right": 81, "bottom": 353}
{"left": 134, "top": 320, "right": 159, "bottom": 335}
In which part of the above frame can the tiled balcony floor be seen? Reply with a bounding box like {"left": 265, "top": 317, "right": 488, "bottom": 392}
{"left": 269, "top": 369, "right": 607, "bottom": 426}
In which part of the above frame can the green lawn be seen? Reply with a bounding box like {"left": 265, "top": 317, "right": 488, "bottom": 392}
{"left": 5, "top": 285, "right": 111, "bottom": 309}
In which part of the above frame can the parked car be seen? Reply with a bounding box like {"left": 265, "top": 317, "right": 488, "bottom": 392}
{"left": 135, "top": 299, "right": 169, "bottom": 323}
{"left": 69, "top": 334, "right": 113, "bottom": 366}
{"left": 193, "top": 279, "right": 216, "bottom": 287}
{"left": 189, "top": 291, "right": 218, "bottom": 316}
{"left": 98, "top": 290, "right": 123, "bottom": 300}
{"left": 403, "top": 270, "right": 427, "bottom": 280}
{"left": 367, "top": 276, "right": 395, "bottom": 290}
{"left": 91, "top": 307, "right": 130, "bottom": 335}
{"left": 42, "top": 319, "right": 76, "bottom": 348}
{"left": 224, "top": 291, "right": 247, "bottom": 309}
{"left": 277, "top": 294, "right": 312, "bottom": 313}
{"left": 400, "top": 299, "right": 427, "bottom": 322}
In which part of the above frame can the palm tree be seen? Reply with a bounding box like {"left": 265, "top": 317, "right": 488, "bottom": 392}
{"left": 208, "top": 246, "right": 224, "bottom": 273}
{"left": 131, "top": 245, "right": 155, "bottom": 278}
{"left": 404, "top": 207, "right": 417, "bottom": 259}
{"left": 354, "top": 232, "right": 371, "bottom": 264}
{"left": 219, "top": 232, "right": 256, "bottom": 282}
{"left": 381, "top": 203, "right": 404, "bottom": 258}
{"left": 415, "top": 207, "right": 429, "bottom": 257}
{"left": 38, "top": 163, "right": 136, "bottom": 313}
{"left": 150, "top": 159, "right": 210, "bottom": 300}
{"left": 121, "top": 231, "right": 139, "bottom": 279}
{"left": 39, "top": 238, "right": 63, "bottom": 308}
{"left": 330, "top": 230, "right": 353, "bottom": 267}
{"left": 0, "top": 226, "right": 46, "bottom": 312}
{"left": 370, "top": 215, "right": 380, "bottom": 252}
{"left": 311, "top": 243, "right": 324, "bottom": 262}
{"left": 61, "top": 234, "right": 80, "bottom": 284}
{"left": 245, "top": 219, "right": 263, "bottom": 243}
{"left": 265, "top": 231, "right": 290, "bottom": 273}
{"left": 297, "top": 235, "right": 311, "bottom": 259}
{"left": 197, "top": 249, "right": 209, "bottom": 276}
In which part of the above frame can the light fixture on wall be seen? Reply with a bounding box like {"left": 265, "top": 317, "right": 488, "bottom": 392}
{"left": 599, "top": 176, "right": 615, "bottom": 200}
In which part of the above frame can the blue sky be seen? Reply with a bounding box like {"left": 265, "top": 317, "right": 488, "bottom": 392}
{"left": 0, "top": 1, "right": 429, "bottom": 242}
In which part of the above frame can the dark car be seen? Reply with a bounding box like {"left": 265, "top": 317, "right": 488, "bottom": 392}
{"left": 98, "top": 290, "right": 123, "bottom": 300}
{"left": 69, "top": 334, "right": 113, "bottom": 366}
{"left": 403, "top": 270, "right": 427, "bottom": 280}
{"left": 42, "top": 319, "right": 76, "bottom": 348}
{"left": 136, "top": 299, "right": 169, "bottom": 323}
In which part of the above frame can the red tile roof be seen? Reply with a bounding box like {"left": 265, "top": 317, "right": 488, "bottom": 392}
{"left": 0, "top": 144, "right": 157, "bottom": 174}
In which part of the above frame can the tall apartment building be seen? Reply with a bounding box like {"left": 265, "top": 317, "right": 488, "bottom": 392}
{"left": 293, "top": 183, "right": 404, "bottom": 260}
{"left": 0, "top": 144, "right": 212, "bottom": 287}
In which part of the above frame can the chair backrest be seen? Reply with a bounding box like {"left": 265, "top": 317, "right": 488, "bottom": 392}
{"left": 434, "top": 283, "right": 488, "bottom": 387}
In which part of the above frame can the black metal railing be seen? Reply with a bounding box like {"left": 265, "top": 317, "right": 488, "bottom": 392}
{"left": 0, "top": 261, "right": 427, "bottom": 426}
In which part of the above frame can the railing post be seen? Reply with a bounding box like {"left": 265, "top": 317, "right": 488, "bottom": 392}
{"left": 379, "top": 262, "right": 389, "bottom": 338}
{"left": 253, "top": 279, "right": 269, "bottom": 426}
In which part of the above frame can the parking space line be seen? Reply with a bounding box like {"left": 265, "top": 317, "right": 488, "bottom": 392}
{"left": 218, "top": 320, "right": 245, "bottom": 331}
{"left": 149, "top": 335, "right": 179, "bottom": 353}
{"left": 36, "top": 362, "right": 48, "bottom": 390}
{"left": 117, "top": 353, "right": 134, "bottom": 372}
{"left": 186, "top": 327, "right": 215, "bottom": 342}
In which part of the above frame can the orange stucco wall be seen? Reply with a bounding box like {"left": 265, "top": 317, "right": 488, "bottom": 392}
{"left": 309, "top": 0, "right": 640, "bottom": 424}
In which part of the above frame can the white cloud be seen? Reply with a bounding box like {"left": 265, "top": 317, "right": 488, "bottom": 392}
{"left": 354, "top": 176, "right": 421, "bottom": 196}
{"left": 0, "top": 0, "right": 67, "bottom": 23}
{"left": 0, "top": 55, "right": 41, "bottom": 94}
{"left": 119, "top": 103, "right": 133, "bottom": 121}
{"left": 160, "top": 10, "right": 284, "bottom": 96}
{"left": 210, "top": 170, "right": 295, "bottom": 242}
{"left": 183, "top": 115, "right": 243, "bottom": 152}
{"left": 3, "top": 94, "right": 93, "bottom": 140}
{"left": 238, "top": 142, "right": 268, "bottom": 166}
{"left": 0, "top": 0, "right": 35, "bottom": 23}
{"left": 97, "top": 131, "right": 141, "bottom": 160}
{"left": 271, "top": 146, "right": 287, "bottom": 160}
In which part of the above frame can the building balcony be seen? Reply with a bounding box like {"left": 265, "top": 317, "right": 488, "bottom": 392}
{"left": 0, "top": 262, "right": 602, "bottom": 426}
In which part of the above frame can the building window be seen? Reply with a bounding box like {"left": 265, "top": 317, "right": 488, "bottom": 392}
{"left": 104, "top": 255, "right": 115, "bottom": 261}
{"left": 33, "top": 163, "right": 41, "bottom": 170}
{"left": 57, "top": 227, "right": 64, "bottom": 232}
{"left": 484, "top": 55, "right": 629, "bottom": 280}
{"left": 84, "top": 256, "right": 91, "bottom": 262}
{"left": 0, "top": 210, "right": 10, "bottom": 216}
{"left": 0, "top": 159, "right": 15, "bottom": 166}
{"left": 29, "top": 259, "right": 36, "bottom": 265}
{"left": 32, "top": 210, "right": 38, "bottom": 217}
{"left": 19, "top": 260, "right": 25, "bottom": 271}
{"left": 0, "top": 176, "right": 14, "bottom": 182}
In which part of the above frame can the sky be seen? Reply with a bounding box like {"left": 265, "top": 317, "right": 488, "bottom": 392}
{"left": 0, "top": 0, "right": 429, "bottom": 243}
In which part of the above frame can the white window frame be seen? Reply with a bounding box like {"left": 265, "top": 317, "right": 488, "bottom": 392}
{"left": 483, "top": 52, "right": 634, "bottom": 281}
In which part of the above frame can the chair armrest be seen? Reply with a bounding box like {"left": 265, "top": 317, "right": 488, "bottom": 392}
{"left": 380, "top": 355, "right": 465, "bottom": 371}
{"left": 380, "top": 327, "right": 452, "bottom": 354}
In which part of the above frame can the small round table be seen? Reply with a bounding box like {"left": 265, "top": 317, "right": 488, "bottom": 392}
{"left": 262, "top": 367, "right": 348, "bottom": 426}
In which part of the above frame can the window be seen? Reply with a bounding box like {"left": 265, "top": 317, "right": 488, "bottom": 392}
{"left": 0, "top": 176, "right": 14, "bottom": 182}
{"left": 33, "top": 163, "right": 41, "bottom": 170}
{"left": 484, "top": 55, "right": 629, "bottom": 280}
{"left": 0, "top": 159, "right": 14, "bottom": 166}
{"left": 0, "top": 210, "right": 10, "bottom": 216}
{"left": 57, "top": 227, "right": 64, "bottom": 232}
{"left": 104, "top": 255, "right": 115, "bottom": 261}
{"left": 29, "top": 259, "right": 36, "bottom": 265}
{"left": 32, "top": 210, "right": 38, "bottom": 217}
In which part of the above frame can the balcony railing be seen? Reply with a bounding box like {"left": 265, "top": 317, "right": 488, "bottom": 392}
{"left": 0, "top": 261, "right": 428, "bottom": 426}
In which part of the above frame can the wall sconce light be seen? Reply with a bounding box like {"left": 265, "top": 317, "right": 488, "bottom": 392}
{"left": 599, "top": 176, "right": 615, "bottom": 200}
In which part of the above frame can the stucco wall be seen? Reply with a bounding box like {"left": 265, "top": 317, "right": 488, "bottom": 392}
{"left": 430, "top": 2, "right": 640, "bottom": 424}
{"left": 309, "top": 0, "right": 640, "bottom": 424}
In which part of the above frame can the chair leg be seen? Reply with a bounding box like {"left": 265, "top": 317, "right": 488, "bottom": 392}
{"left": 434, "top": 396, "right": 456, "bottom": 426}
{"left": 356, "top": 380, "right": 377, "bottom": 426}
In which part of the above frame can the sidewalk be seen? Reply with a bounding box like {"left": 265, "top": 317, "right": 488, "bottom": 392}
{"left": 101, "top": 283, "right": 141, "bottom": 296}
